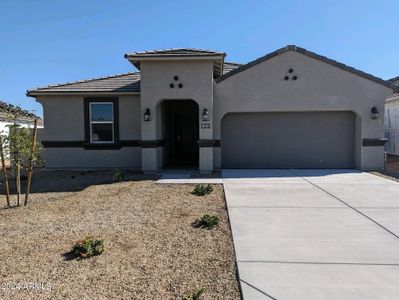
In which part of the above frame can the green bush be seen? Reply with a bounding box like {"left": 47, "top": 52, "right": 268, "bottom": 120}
{"left": 195, "top": 214, "right": 220, "bottom": 229}
{"left": 182, "top": 288, "right": 205, "bottom": 300}
{"left": 72, "top": 237, "right": 104, "bottom": 259}
{"left": 113, "top": 169, "right": 124, "bottom": 182}
{"left": 191, "top": 184, "right": 213, "bottom": 196}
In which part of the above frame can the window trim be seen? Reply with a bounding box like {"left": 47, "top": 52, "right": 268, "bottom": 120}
{"left": 89, "top": 102, "right": 114, "bottom": 143}
{"left": 84, "top": 97, "right": 119, "bottom": 145}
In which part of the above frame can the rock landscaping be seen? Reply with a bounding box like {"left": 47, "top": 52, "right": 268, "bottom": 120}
{"left": 0, "top": 170, "right": 240, "bottom": 299}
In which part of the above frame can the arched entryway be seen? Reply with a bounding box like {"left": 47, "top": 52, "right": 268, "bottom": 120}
{"left": 159, "top": 100, "right": 199, "bottom": 168}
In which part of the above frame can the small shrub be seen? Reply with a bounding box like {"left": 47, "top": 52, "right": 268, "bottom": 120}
{"left": 191, "top": 184, "right": 213, "bottom": 196}
{"left": 72, "top": 237, "right": 104, "bottom": 259}
{"left": 194, "top": 214, "right": 220, "bottom": 229}
{"left": 182, "top": 288, "right": 205, "bottom": 300}
{"left": 113, "top": 169, "right": 124, "bottom": 182}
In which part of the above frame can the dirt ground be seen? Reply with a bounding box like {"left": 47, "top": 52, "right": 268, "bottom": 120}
{"left": 0, "top": 170, "right": 240, "bottom": 300}
{"left": 371, "top": 154, "right": 399, "bottom": 182}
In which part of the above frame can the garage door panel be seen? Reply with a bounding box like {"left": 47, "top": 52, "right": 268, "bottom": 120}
{"left": 221, "top": 112, "right": 355, "bottom": 168}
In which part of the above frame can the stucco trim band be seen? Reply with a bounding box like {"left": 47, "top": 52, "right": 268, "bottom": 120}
{"left": 362, "top": 138, "right": 388, "bottom": 146}
{"left": 197, "top": 139, "right": 221, "bottom": 147}
{"left": 42, "top": 140, "right": 141, "bottom": 150}
{"left": 139, "top": 140, "right": 166, "bottom": 148}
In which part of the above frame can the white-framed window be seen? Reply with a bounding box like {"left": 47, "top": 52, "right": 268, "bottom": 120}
{"left": 89, "top": 102, "right": 114, "bottom": 143}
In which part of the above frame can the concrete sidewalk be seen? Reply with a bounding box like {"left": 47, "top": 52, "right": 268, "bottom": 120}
{"left": 222, "top": 169, "right": 399, "bottom": 300}
{"left": 156, "top": 173, "right": 222, "bottom": 184}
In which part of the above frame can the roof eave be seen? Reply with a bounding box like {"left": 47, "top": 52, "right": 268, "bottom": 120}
{"left": 125, "top": 54, "right": 226, "bottom": 68}
{"left": 124, "top": 53, "right": 226, "bottom": 60}
{"left": 125, "top": 54, "right": 226, "bottom": 78}
{"left": 27, "top": 91, "right": 141, "bottom": 97}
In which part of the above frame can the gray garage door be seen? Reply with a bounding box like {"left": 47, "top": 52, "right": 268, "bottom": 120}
{"left": 221, "top": 111, "right": 355, "bottom": 168}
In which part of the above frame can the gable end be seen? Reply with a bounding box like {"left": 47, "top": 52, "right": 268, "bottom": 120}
{"left": 216, "top": 45, "right": 394, "bottom": 90}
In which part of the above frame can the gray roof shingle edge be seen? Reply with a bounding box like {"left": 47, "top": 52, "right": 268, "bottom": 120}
{"left": 27, "top": 72, "right": 141, "bottom": 96}
{"left": 124, "top": 48, "right": 226, "bottom": 58}
{"left": 215, "top": 45, "right": 394, "bottom": 90}
{"left": 27, "top": 63, "right": 241, "bottom": 96}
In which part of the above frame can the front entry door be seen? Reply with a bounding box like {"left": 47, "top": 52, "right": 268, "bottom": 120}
{"left": 174, "top": 113, "right": 199, "bottom": 164}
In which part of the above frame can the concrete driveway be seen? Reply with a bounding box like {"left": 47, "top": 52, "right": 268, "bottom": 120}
{"left": 222, "top": 169, "right": 399, "bottom": 300}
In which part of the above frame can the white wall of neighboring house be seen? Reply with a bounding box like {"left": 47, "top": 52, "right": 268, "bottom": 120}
{"left": 0, "top": 119, "right": 40, "bottom": 135}
{"left": 385, "top": 96, "right": 399, "bottom": 155}
{"left": 0, "top": 117, "right": 43, "bottom": 135}
{"left": 0, "top": 117, "right": 43, "bottom": 164}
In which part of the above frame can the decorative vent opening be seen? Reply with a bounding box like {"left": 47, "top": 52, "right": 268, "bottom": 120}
{"left": 284, "top": 68, "right": 298, "bottom": 81}
{"left": 170, "top": 76, "right": 183, "bottom": 89}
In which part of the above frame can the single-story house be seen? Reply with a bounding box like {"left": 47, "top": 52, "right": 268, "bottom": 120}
{"left": 27, "top": 45, "right": 394, "bottom": 173}
{"left": 385, "top": 76, "right": 399, "bottom": 155}
{"left": 0, "top": 100, "right": 43, "bottom": 136}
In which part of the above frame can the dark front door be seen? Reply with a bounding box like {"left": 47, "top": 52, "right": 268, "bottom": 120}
{"left": 174, "top": 113, "right": 199, "bottom": 164}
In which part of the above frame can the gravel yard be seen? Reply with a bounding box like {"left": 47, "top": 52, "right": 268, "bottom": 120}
{"left": 0, "top": 170, "right": 240, "bottom": 300}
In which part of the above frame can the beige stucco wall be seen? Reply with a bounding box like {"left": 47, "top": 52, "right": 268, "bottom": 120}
{"left": 139, "top": 60, "right": 214, "bottom": 172}
{"left": 35, "top": 50, "right": 393, "bottom": 171}
{"left": 214, "top": 51, "right": 393, "bottom": 170}
{"left": 44, "top": 148, "right": 141, "bottom": 169}
{"left": 37, "top": 94, "right": 141, "bottom": 169}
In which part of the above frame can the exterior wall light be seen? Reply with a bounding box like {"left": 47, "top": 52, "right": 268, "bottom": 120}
{"left": 371, "top": 106, "right": 379, "bottom": 120}
{"left": 144, "top": 108, "right": 151, "bottom": 121}
{"left": 202, "top": 108, "right": 209, "bottom": 121}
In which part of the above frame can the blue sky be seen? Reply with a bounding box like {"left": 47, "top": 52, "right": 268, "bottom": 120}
{"left": 0, "top": 0, "right": 398, "bottom": 117}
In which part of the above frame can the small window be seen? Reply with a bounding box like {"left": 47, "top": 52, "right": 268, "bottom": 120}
{"left": 89, "top": 102, "right": 114, "bottom": 143}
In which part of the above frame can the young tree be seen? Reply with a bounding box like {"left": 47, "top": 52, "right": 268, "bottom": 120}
{"left": 0, "top": 135, "right": 10, "bottom": 206}
{"left": 1, "top": 119, "right": 42, "bottom": 207}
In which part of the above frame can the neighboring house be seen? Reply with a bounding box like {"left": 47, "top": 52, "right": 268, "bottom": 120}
{"left": 385, "top": 76, "right": 399, "bottom": 155}
{"left": 27, "top": 46, "right": 394, "bottom": 173}
{"left": 0, "top": 100, "right": 43, "bottom": 136}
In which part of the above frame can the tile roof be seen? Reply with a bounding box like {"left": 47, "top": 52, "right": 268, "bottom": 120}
{"left": 27, "top": 46, "right": 395, "bottom": 97}
{"left": 0, "top": 100, "right": 41, "bottom": 120}
{"left": 216, "top": 45, "right": 394, "bottom": 90}
{"left": 125, "top": 48, "right": 227, "bottom": 78}
{"left": 223, "top": 62, "right": 242, "bottom": 75}
{"left": 27, "top": 72, "right": 141, "bottom": 96}
{"left": 27, "top": 63, "right": 240, "bottom": 96}
{"left": 386, "top": 77, "right": 399, "bottom": 99}
{"left": 124, "top": 48, "right": 226, "bottom": 58}
{"left": 390, "top": 76, "right": 399, "bottom": 91}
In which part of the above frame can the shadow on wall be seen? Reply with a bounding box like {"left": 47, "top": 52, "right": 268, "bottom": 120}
{"left": 0, "top": 169, "right": 158, "bottom": 195}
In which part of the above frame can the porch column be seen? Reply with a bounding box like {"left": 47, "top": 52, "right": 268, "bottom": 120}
{"left": 198, "top": 104, "right": 213, "bottom": 174}
{"left": 141, "top": 104, "right": 158, "bottom": 173}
